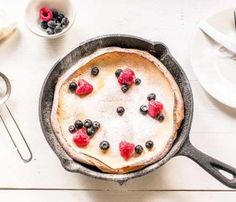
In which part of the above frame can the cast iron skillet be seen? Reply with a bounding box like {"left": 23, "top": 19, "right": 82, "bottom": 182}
{"left": 39, "top": 34, "right": 236, "bottom": 187}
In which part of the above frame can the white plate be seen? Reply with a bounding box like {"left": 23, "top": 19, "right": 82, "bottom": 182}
{"left": 191, "top": 8, "right": 236, "bottom": 108}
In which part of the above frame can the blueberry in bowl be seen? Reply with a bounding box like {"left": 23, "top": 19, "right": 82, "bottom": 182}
{"left": 40, "top": 7, "right": 70, "bottom": 35}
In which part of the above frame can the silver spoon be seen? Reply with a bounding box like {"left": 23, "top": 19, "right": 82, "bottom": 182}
{"left": 0, "top": 72, "right": 32, "bottom": 162}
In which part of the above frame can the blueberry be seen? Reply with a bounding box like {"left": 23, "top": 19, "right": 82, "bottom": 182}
{"left": 84, "top": 119, "right": 92, "bottom": 128}
{"left": 61, "top": 17, "right": 69, "bottom": 26}
{"left": 157, "top": 114, "right": 165, "bottom": 122}
{"left": 41, "top": 21, "right": 48, "bottom": 29}
{"left": 140, "top": 105, "right": 148, "bottom": 115}
{"left": 69, "top": 82, "right": 77, "bottom": 91}
{"left": 121, "top": 84, "right": 129, "bottom": 93}
{"left": 68, "top": 125, "right": 76, "bottom": 133}
{"left": 93, "top": 121, "right": 100, "bottom": 130}
{"left": 46, "top": 27, "right": 54, "bottom": 35}
{"left": 52, "top": 10, "right": 59, "bottom": 18}
{"left": 53, "top": 18, "right": 60, "bottom": 23}
{"left": 86, "top": 127, "right": 95, "bottom": 136}
{"left": 99, "top": 140, "right": 110, "bottom": 151}
{"left": 135, "top": 145, "right": 143, "bottom": 154}
{"left": 57, "top": 13, "right": 64, "bottom": 22}
{"left": 91, "top": 67, "right": 99, "bottom": 76}
{"left": 47, "top": 20, "right": 57, "bottom": 29}
{"left": 147, "top": 93, "right": 156, "bottom": 101}
{"left": 115, "top": 69, "right": 123, "bottom": 78}
{"left": 135, "top": 78, "right": 141, "bottom": 85}
{"left": 117, "top": 106, "right": 125, "bottom": 116}
{"left": 145, "top": 140, "right": 154, "bottom": 150}
{"left": 74, "top": 120, "right": 83, "bottom": 129}
{"left": 54, "top": 25, "right": 63, "bottom": 33}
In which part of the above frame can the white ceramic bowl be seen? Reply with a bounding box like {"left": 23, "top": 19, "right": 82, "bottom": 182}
{"left": 25, "top": 0, "right": 75, "bottom": 39}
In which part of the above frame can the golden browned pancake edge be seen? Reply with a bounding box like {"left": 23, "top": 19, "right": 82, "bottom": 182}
{"left": 51, "top": 47, "right": 184, "bottom": 173}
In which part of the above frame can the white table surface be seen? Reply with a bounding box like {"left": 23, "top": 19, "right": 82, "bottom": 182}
{"left": 1, "top": 0, "right": 236, "bottom": 201}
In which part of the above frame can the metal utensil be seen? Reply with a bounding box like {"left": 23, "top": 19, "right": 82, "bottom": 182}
{"left": 234, "top": 10, "right": 236, "bottom": 31}
{"left": 0, "top": 72, "right": 32, "bottom": 162}
{"left": 199, "top": 20, "right": 236, "bottom": 54}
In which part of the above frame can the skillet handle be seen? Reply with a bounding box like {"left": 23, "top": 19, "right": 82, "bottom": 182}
{"left": 177, "top": 138, "right": 236, "bottom": 188}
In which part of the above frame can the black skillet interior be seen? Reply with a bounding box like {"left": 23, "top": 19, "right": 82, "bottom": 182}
{"left": 39, "top": 34, "right": 236, "bottom": 187}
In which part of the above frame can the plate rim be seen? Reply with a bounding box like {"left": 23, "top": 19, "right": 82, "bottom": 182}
{"left": 190, "top": 8, "right": 236, "bottom": 108}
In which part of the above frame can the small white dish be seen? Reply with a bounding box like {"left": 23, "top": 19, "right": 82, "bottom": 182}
{"left": 191, "top": 8, "right": 236, "bottom": 108}
{"left": 25, "top": 0, "right": 76, "bottom": 39}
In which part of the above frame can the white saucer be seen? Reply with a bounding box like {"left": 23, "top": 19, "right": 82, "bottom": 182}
{"left": 191, "top": 8, "right": 236, "bottom": 108}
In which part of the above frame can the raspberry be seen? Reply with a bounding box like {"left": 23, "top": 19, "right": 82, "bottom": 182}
{"left": 118, "top": 68, "right": 135, "bottom": 86}
{"left": 40, "top": 7, "right": 53, "bottom": 22}
{"left": 148, "top": 100, "right": 164, "bottom": 118}
{"left": 75, "top": 79, "right": 93, "bottom": 96}
{"left": 119, "top": 141, "right": 135, "bottom": 159}
{"left": 73, "top": 128, "right": 90, "bottom": 147}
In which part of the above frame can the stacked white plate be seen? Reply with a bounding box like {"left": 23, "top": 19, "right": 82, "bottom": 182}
{"left": 191, "top": 8, "right": 236, "bottom": 108}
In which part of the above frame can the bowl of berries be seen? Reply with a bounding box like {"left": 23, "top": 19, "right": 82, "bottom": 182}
{"left": 25, "top": 0, "right": 75, "bottom": 38}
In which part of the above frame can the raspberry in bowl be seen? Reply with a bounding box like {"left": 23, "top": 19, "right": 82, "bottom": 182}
{"left": 25, "top": 0, "right": 75, "bottom": 39}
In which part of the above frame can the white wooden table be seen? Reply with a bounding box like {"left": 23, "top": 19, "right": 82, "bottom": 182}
{"left": 1, "top": 0, "right": 236, "bottom": 201}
